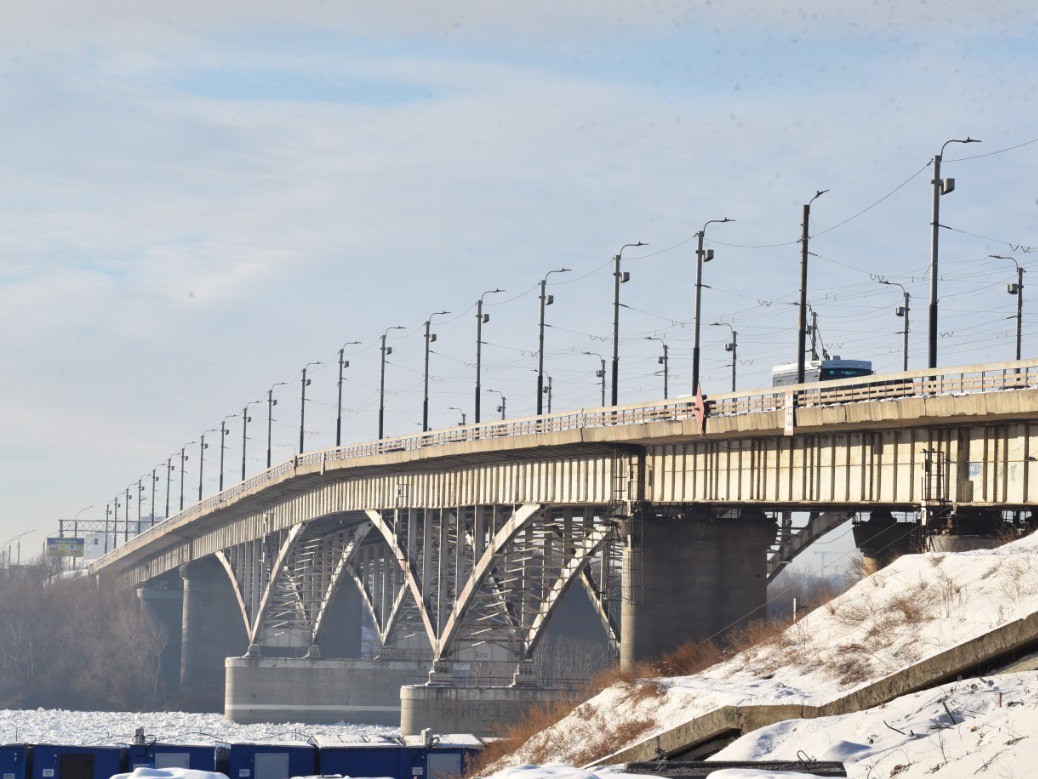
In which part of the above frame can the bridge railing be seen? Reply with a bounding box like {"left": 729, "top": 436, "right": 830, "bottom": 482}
{"left": 105, "top": 358, "right": 1038, "bottom": 553}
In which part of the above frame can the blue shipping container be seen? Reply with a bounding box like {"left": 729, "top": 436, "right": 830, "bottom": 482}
{"left": 124, "top": 743, "right": 215, "bottom": 771}
{"left": 215, "top": 742, "right": 315, "bottom": 779}
{"left": 31, "top": 745, "right": 125, "bottom": 779}
{"left": 313, "top": 735, "right": 405, "bottom": 778}
{"left": 0, "top": 745, "right": 30, "bottom": 779}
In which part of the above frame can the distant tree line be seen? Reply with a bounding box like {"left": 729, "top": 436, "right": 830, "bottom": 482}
{"left": 0, "top": 557, "right": 167, "bottom": 710}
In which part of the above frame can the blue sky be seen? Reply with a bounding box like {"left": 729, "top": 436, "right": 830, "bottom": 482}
{"left": 1, "top": 1, "right": 1036, "bottom": 556}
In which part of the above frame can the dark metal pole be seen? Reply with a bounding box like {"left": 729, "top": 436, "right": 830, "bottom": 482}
{"left": 179, "top": 447, "right": 186, "bottom": 511}
{"left": 537, "top": 280, "right": 546, "bottom": 414}
{"left": 645, "top": 337, "right": 669, "bottom": 399}
{"left": 423, "top": 312, "right": 449, "bottom": 432}
{"left": 104, "top": 503, "right": 111, "bottom": 553}
{"left": 1018, "top": 265, "right": 1025, "bottom": 361}
{"left": 904, "top": 290, "right": 911, "bottom": 371}
{"left": 544, "top": 375, "right": 553, "bottom": 414}
{"left": 730, "top": 330, "right": 738, "bottom": 392}
{"left": 124, "top": 487, "right": 131, "bottom": 542}
{"left": 199, "top": 434, "right": 212, "bottom": 501}
{"left": 299, "top": 363, "right": 319, "bottom": 454}
{"left": 335, "top": 343, "right": 359, "bottom": 447}
{"left": 929, "top": 138, "right": 980, "bottom": 369}
{"left": 692, "top": 218, "right": 732, "bottom": 394}
{"left": 611, "top": 243, "right": 645, "bottom": 407}
{"left": 267, "top": 382, "right": 284, "bottom": 468}
{"left": 475, "top": 289, "right": 503, "bottom": 424}
{"left": 379, "top": 326, "right": 405, "bottom": 440}
{"left": 150, "top": 469, "right": 157, "bottom": 527}
{"left": 537, "top": 268, "right": 570, "bottom": 414}
{"left": 165, "top": 456, "right": 173, "bottom": 518}
{"left": 137, "top": 479, "right": 143, "bottom": 534}
{"left": 797, "top": 191, "right": 827, "bottom": 383}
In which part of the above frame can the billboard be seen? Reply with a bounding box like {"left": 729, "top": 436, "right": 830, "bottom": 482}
{"left": 46, "top": 537, "right": 85, "bottom": 557}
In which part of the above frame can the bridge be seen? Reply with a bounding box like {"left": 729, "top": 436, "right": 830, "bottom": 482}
{"left": 92, "top": 359, "right": 1038, "bottom": 734}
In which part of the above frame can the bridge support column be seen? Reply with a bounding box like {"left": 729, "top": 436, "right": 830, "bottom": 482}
{"left": 179, "top": 558, "right": 247, "bottom": 712}
{"left": 620, "top": 508, "right": 775, "bottom": 669}
{"left": 136, "top": 583, "right": 183, "bottom": 702}
{"left": 853, "top": 509, "right": 916, "bottom": 576}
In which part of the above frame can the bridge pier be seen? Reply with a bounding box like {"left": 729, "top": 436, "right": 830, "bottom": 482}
{"left": 179, "top": 558, "right": 248, "bottom": 711}
{"left": 136, "top": 582, "right": 183, "bottom": 702}
{"left": 852, "top": 509, "right": 916, "bottom": 576}
{"left": 620, "top": 508, "right": 775, "bottom": 668}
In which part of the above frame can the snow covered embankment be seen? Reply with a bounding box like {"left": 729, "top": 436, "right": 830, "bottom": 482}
{"left": 497, "top": 532, "right": 1038, "bottom": 768}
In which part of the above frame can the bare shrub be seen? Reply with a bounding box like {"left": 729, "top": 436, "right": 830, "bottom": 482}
{"left": 824, "top": 642, "right": 874, "bottom": 687}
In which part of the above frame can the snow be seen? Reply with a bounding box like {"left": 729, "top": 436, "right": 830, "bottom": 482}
{"left": 0, "top": 709, "right": 395, "bottom": 745}
{"left": 488, "top": 764, "right": 662, "bottom": 779}
{"left": 112, "top": 770, "right": 226, "bottom": 779}
{"left": 498, "top": 532, "right": 1038, "bottom": 769}
{"left": 713, "top": 672, "right": 1038, "bottom": 777}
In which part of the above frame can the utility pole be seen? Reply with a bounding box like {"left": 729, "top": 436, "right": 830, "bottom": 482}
{"left": 179, "top": 446, "right": 189, "bottom": 512}
{"left": 474, "top": 289, "right": 503, "bottom": 424}
{"left": 582, "top": 351, "right": 606, "bottom": 406}
{"left": 379, "top": 326, "right": 405, "bottom": 439}
{"left": 299, "top": 362, "right": 321, "bottom": 454}
{"left": 991, "top": 255, "right": 1025, "bottom": 360}
{"left": 488, "top": 389, "right": 506, "bottom": 420}
{"left": 798, "top": 190, "right": 828, "bottom": 383}
{"left": 543, "top": 375, "right": 553, "bottom": 413}
{"left": 336, "top": 342, "right": 361, "bottom": 446}
{"left": 219, "top": 414, "right": 235, "bottom": 491}
{"left": 537, "top": 268, "right": 570, "bottom": 414}
{"left": 810, "top": 308, "right": 819, "bottom": 361}
{"left": 267, "top": 382, "right": 286, "bottom": 468}
{"left": 711, "top": 322, "right": 738, "bottom": 392}
{"left": 165, "top": 455, "right": 174, "bottom": 519}
{"left": 423, "top": 311, "right": 450, "bottom": 431}
{"left": 693, "top": 218, "right": 733, "bottom": 394}
{"left": 611, "top": 242, "right": 646, "bottom": 406}
{"left": 929, "top": 137, "right": 980, "bottom": 369}
{"left": 645, "top": 337, "right": 669, "bottom": 399}
{"left": 241, "top": 400, "right": 260, "bottom": 481}
{"left": 879, "top": 280, "right": 911, "bottom": 371}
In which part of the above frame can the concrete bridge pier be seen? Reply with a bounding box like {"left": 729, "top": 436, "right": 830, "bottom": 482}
{"left": 620, "top": 507, "right": 776, "bottom": 668}
{"left": 179, "top": 558, "right": 247, "bottom": 712}
{"left": 852, "top": 509, "right": 917, "bottom": 576}
{"left": 136, "top": 581, "right": 183, "bottom": 702}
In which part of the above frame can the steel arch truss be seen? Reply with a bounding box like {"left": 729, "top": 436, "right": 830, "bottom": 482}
{"left": 216, "top": 520, "right": 370, "bottom": 653}
{"left": 364, "top": 504, "right": 623, "bottom": 664}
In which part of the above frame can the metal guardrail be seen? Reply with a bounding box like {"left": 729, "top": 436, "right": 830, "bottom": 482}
{"left": 96, "top": 359, "right": 1038, "bottom": 563}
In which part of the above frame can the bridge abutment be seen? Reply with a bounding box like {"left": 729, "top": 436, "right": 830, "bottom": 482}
{"left": 620, "top": 508, "right": 775, "bottom": 668}
{"left": 179, "top": 558, "right": 248, "bottom": 712}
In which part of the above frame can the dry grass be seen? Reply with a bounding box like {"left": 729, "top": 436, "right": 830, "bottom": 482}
{"left": 467, "top": 613, "right": 808, "bottom": 776}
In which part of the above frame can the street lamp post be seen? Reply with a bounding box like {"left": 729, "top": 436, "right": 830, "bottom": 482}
{"left": 136, "top": 479, "right": 144, "bottom": 534}
{"left": 692, "top": 218, "right": 733, "bottom": 394}
{"left": 423, "top": 311, "right": 450, "bottom": 432}
{"left": 475, "top": 289, "right": 504, "bottom": 423}
{"left": 991, "top": 255, "right": 1025, "bottom": 360}
{"left": 379, "top": 326, "right": 405, "bottom": 440}
{"left": 199, "top": 430, "right": 216, "bottom": 501}
{"left": 612, "top": 242, "right": 647, "bottom": 406}
{"left": 797, "top": 190, "right": 828, "bottom": 383}
{"left": 124, "top": 486, "right": 131, "bottom": 542}
{"left": 644, "top": 337, "right": 670, "bottom": 399}
{"left": 582, "top": 351, "right": 607, "bottom": 407}
{"left": 487, "top": 389, "right": 506, "bottom": 420}
{"left": 217, "top": 414, "right": 235, "bottom": 491}
{"left": 267, "top": 382, "right": 287, "bottom": 468}
{"left": 241, "top": 400, "right": 260, "bottom": 480}
{"left": 299, "top": 361, "right": 322, "bottom": 454}
{"left": 336, "top": 341, "right": 361, "bottom": 446}
{"left": 165, "top": 454, "right": 175, "bottom": 518}
{"left": 929, "top": 137, "right": 980, "bottom": 369}
{"left": 104, "top": 502, "right": 111, "bottom": 553}
{"left": 179, "top": 444, "right": 192, "bottom": 512}
{"left": 448, "top": 406, "right": 467, "bottom": 426}
{"left": 879, "top": 280, "right": 911, "bottom": 371}
{"left": 150, "top": 465, "right": 161, "bottom": 528}
{"left": 538, "top": 268, "right": 571, "bottom": 414}
{"left": 710, "top": 322, "right": 738, "bottom": 392}
{"left": 543, "top": 375, "right": 553, "bottom": 413}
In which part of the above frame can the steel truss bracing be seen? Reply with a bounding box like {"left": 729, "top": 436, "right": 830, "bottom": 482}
{"left": 216, "top": 519, "right": 369, "bottom": 653}
{"left": 211, "top": 504, "right": 624, "bottom": 667}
